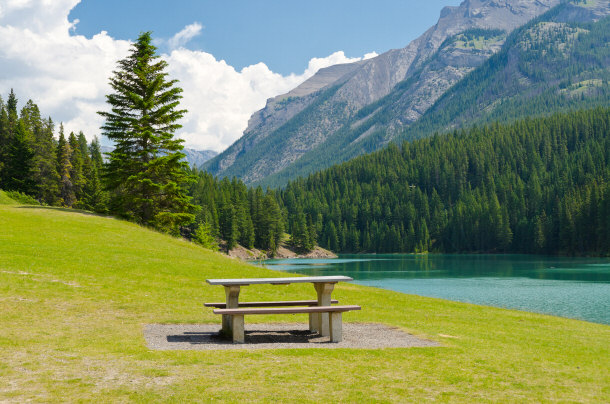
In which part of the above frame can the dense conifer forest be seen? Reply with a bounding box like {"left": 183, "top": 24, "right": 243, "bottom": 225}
{"left": 279, "top": 108, "right": 610, "bottom": 255}
{"left": 0, "top": 90, "right": 107, "bottom": 211}
{"left": 0, "top": 89, "right": 287, "bottom": 254}
{"left": 187, "top": 171, "right": 284, "bottom": 253}
{"left": 2, "top": 87, "right": 609, "bottom": 256}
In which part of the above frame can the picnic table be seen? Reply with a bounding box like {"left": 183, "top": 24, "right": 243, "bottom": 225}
{"left": 205, "top": 276, "right": 360, "bottom": 343}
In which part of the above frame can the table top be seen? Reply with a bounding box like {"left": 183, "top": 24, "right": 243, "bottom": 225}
{"left": 206, "top": 276, "right": 353, "bottom": 286}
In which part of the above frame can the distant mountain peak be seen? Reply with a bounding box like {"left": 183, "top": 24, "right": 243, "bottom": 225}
{"left": 101, "top": 145, "right": 217, "bottom": 168}
{"left": 203, "top": 0, "right": 609, "bottom": 187}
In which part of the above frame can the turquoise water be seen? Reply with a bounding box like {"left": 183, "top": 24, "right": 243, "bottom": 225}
{"left": 257, "top": 254, "right": 610, "bottom": 325}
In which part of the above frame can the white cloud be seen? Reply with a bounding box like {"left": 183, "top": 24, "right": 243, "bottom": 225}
{"left": 166, "top": 49, "right": 371, "bottom": 151}
{"left": 363, "top": 51, "right": 379, "bottom": 60}
{"left": 168, "top": 22, "right": 203, "bottom": 50}
{"left": 0, "top": 0, "right": 376, "bottom": 152}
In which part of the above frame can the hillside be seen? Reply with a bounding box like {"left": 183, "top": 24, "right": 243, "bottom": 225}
{"left": 261, "top": 0, "right": 610, "bottom": 187}
{"left": 279, "top": 108, "right": 610, "bottom": 255}
{"left": 395, "top": 1, "right": 610, "bottom": 144}
{"left": 0, "top": 189, "right": 15, "bottom": 204}
{"left": 204, "top": 0, "right": 562, "bottom": 185}
{"left": 1, "top": 204, "right": 609, "bottom": 401}
{"left": 0, "top": 205, "right": 610, "bottom": 402}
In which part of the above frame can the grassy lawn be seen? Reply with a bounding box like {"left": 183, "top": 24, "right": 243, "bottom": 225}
{"left": 0, "top": 202, "right": 608, "bottom": 402}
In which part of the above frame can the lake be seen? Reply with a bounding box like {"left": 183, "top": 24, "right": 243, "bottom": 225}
{"left": 257, "top": 254, "right": 610, "bottom": 325}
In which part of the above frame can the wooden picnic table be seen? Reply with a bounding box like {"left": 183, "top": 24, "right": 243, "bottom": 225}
{"left": 206, "top": 276, "right": 356, "bottom": 342}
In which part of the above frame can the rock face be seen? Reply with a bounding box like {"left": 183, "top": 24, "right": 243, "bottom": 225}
{"left": 391, "top": 0, "right": 610, "bottom": 142}
{"left": 204, "top": 0, "right": 562, "bottom": 185}
{"left": 100, "top": 146, "right": 217, "bottom": 168}
{"left": 181, "top": 148, "right": 217, "bottom": 168}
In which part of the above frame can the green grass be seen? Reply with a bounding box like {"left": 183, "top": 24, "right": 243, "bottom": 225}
{"left": 0, "top": 205, "right": 608, "bottom": 402}
{"left": 0, "top": 190, "right": 16, "bottom": 205}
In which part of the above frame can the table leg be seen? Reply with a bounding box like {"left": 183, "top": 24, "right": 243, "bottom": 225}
{"left": 309, "top": 313, "right": 318, "bottom": 332}
{"left": 232, "top": 315, "right": 245, "bottom": 343}
{"left": 222, "top": 285, "right": 240, "bottom": 337}
{"left": 330, "top": 312, "right": 342, "bottom": 343}
{"left": 314, "top": 282, "right": 335, "bottom": 337}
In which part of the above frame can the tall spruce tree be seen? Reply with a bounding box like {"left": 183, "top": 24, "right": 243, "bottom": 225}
{"left": 4, "top": 120, "right": 36, "bottom": 195}
{"left": 56, "top": 128, "right": 75, "bottom": 207}
{"left": 32, "top": 114, "right": 60, "bottom": 205}
{"left": 99, "top": 32, "right": 196, "bottom": 233}
{"left": 88, "top": 136, "right": 104, "bottom": 171}
{"left": 68, "top": 132, "right": 85, "bottom": 204}
{"left": 0, "top": 90, "right": 19, "bottom": 187}
{"left": 0, "top": 96, "right": 8, "bottom": 183}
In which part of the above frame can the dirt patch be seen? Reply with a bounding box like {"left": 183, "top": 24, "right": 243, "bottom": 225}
{"left": 144, "top": 323, "right": 439, "bottom": 350}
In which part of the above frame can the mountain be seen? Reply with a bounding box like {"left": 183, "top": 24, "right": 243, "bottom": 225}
{"left": 204, "top": 0, "right": 563, "bottom": 185}
{"left": 100, "top": 146, "right": 217, "bottom": 167}
{"left": 395, "top": 0, "right": 610, "bottom": 143}
{"left": 279, "top": 107, "right": 610, "bottom": 255}
{"left": 182, "top": 148, "right": 218, "bottom": 168}
{"left": 261, "top": 0, "right": 610, "bottom": 187}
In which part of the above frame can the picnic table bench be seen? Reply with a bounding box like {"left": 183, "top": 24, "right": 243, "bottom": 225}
{"left": 205, "top": 276, "right": 361, "bottom": 343}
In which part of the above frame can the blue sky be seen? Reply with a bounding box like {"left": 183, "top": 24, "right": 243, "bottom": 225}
{"left": 70, "top": 0, "right": 461, "bottom": 75}
{"left": 0, "top": 0, "right": 461, "bottom": 151}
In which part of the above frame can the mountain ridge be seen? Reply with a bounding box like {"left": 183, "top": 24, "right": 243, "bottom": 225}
{"left": 204, "top": 0, "right": 561, "bottom": 183}
{"left": 100, "top": 145, "right": 217, "bottom": 168}
{"left": 253, "top": 0, "right": 610, "bottom": 187}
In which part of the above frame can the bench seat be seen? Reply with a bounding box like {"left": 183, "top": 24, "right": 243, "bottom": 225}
{"left": 204, "top": 299, "right": 338, "bottom": 308}
{"left": 213, "top": 305, "right": 361, "bottom": 343}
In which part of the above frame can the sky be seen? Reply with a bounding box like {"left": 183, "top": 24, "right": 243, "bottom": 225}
{"left": 0, "top": 0, "right": 461, "bottom": 152}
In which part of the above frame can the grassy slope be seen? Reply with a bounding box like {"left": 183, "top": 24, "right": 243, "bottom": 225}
{"left": 0, "top": 205, "right": 608, "bottom": 402}
{"left": 0, "top": 190, "right": 15, "bottom": 205}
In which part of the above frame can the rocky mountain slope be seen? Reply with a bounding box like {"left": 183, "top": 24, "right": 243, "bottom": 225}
{"left": 260, "top": 0, "right": 610, "bottom": 187}
{"left": 204, "top": 0, "right": 562, "bottom": 184}
{"left": 181, "top": 148, "right": 218, "bottom": 168}
{"left": 394, "top": 0, "right": 610, "bottom": 143}
{"left": 100, "top": 146, "right": 217, "bottom": 168}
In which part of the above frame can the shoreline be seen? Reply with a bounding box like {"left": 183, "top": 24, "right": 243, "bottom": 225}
{"left": 226, "top": 244, "right": 338, "bottom": 261}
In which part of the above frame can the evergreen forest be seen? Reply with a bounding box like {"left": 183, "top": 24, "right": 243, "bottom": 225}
{"left": 2, "top": 87, "right": 609, "bottom": 257}
{"left": 0, "top": 88, "right": 286, "bottom": 255}
{"left": 0, "top": 90, "right": 107, "bottom": 211}
{"left": 278, "top": 108, "right": 610, "bottom": 255}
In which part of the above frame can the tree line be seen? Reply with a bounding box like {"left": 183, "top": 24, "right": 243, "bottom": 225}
{"left": 0, "top": 33, "right": 289, "bottom": 256}
{"left": 0, "top": 89, "right": 106, "bottom": 211}
{"left": 3, "top": 31, "right": 608, "bottom": 258}
{"left": 278, "top": 108, "right": 610, "bottom": 256}
{"left": 188, "top": 170, "right": 284, "bottom": 253}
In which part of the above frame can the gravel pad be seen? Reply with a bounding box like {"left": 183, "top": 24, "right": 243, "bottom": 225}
{"left": 144, "top": 323, "right": 439, "bottom": 350}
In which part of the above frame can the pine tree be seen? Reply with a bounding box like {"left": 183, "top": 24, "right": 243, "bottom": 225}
{"left": 238, "top": 206, "right": 255, "bottom": 249}
{"left": 6, "top": 89, "right": 17, "bottom": 123}
{"left": 219, "top": 198, "right": 238, "bottom": 250}
{"left": 193, "top": 221, "right": 219, "bottom": 251}
{"left": 0, "top": 90, "right": 19, "bottom": 187}
{"left": 81, "top": 165, "right": 107, "bottom": 213}
{"left": 4, "top": 121, "right": 37, "bottom": 194}
{"left": 99, "top": 31, "right": 196, "bottom": 233}
{"left": 56, "top": 128, "right": 75, "bottom": 207}
{"left": 68, "top": 132, "right": 85, "bottom": 205}
{"left": 289, "top": 209, "right": 309, "bottom": 252}
{"left": 89, "top": 136, "right": 104, "bottom": 171}
{"left": 31, "top": 115, "right": 59, "bottom": 205}
{"left": 0, "top": 97, "right": 8, "bottom": 184}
